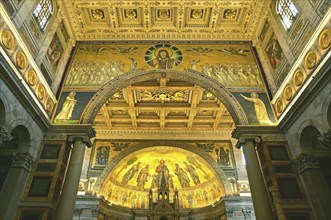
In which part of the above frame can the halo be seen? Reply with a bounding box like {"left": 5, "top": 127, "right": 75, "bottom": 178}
{"left": 154, "top": 47, "right": 173, "bottom": 57}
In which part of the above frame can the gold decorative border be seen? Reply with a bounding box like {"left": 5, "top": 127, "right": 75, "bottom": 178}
{"left": 0, "top": 5, "right": 57, "bottom": 117}
{"left": 272, "top": 24, "right": 330, "bottom": 118}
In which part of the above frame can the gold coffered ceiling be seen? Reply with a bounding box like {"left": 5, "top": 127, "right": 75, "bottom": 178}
{"left": 93, "top": 78, "right": 234, "bottom": 130}
{"left": 61, "top": 0, "right": 266, "bottom": 40}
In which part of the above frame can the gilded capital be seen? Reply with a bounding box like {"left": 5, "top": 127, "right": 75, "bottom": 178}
{"left": 295, "top": 153, "right": 319, "bottom": 174}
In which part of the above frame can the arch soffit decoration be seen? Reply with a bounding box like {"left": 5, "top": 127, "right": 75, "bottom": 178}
{"left": 80, "top": 69, "right": 249, "bottom": 125}
{"left": 93, "top": 140, "right": 234, "bottom": 195}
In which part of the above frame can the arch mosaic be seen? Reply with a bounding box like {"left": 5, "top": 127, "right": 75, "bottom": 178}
{"left": 93, "top": 140, "right": 234, "bottom": 196}
{"left": 80, "top": 69, "right": 249, "bottom": 125}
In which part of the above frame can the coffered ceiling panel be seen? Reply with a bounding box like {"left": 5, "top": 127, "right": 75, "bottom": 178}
{"left": 61, "top": 0, "right": 267, "bottom": 40}
{"left": 93, "top": 78, "right": 234, "bottom": 131}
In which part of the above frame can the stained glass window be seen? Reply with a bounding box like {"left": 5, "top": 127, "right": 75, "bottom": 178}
{"left": 33, "top": 0, "right": 53, "bottom": 31}
{"left": 276, "top": 0, "right": 299, "bottom": 30}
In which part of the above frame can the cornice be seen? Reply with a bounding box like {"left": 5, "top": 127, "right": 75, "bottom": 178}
{"left": 232, "top": 125, "right": 285, "bottom": 141}
{"left": 0, "top": 54, "right": 51, "bottom": 131}
{"left": 95, "top": 129, "right": 233, "bottom": 141}
{"left": 44, "top": 124, "right": 96, "bottom": 146}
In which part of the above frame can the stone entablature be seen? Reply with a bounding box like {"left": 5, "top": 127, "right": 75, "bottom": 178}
{"left": 95, "top": 129, "right": 233, "bottom": 141}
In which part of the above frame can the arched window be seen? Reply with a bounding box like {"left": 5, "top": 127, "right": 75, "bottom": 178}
{"left": 276, "top": 0, "right": 298, "bottom": 30}
{"left": 33, "top": 0, "right": 54, "bottom": 31}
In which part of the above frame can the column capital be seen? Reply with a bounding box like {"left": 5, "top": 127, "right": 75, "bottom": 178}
{"left": 0, "top": 127, "right": 12, "bottom": 147}
{"left": 11, "top": 152, "right": 35, "bottom": 172}
{"left": 45, "top": 124, "right": 96, "bottom": 147}
{"left": 68, "top": 135, "right": 93, "bottom": 147}
{"left": 295, "top": 153, "right": 320, "bottom": 174}
{"left": 236, "top": 137, "right": 261, "bottom": 149}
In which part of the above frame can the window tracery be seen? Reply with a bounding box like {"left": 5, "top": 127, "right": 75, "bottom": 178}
{"left": 276, "top": 0, "right": 299, "bottom": 30}
{"left": 33, "top": 0, "right": 54, "bottom": 31}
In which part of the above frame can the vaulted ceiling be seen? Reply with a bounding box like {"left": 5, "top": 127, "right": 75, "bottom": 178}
{"left": 61, "top": 0, "right": 267, "bottom": 41}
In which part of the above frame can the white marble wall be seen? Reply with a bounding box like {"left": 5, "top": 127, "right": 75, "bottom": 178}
{"left": 0, "top": 78, "right": 44, "bottom": 157}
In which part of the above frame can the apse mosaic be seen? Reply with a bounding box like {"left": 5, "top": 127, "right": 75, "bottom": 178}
{"left": 99, "top": 146, "right": 225, "bottom": 209}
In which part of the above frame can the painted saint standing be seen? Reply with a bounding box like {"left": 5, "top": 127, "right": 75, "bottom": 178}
{"left": 54, "top": 92, "right": 77, "bottom": 123}
{"left": 183, "top": 161, "right": 200, "bottom": 185}
{"left": 240, "top": 92, "right": 273, "bottom": 124}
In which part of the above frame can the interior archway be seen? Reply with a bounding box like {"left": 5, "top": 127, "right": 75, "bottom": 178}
{"left": 0, "top": 125, "right": 30, "bottom": 190}
{"left": 81, "top": 69, "right": 248, "bottom": 126}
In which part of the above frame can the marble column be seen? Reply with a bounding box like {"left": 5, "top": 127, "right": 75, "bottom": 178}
{"left": 56, "top": 137, "right": 88, "bottom": 220}
{"left": 0, "top": 152, "right": 34, "bottom": 220}
{"left": 236, "top": 137, "right": 273, "bottom": 220}
{"left": 295, "top": 153, "right": 331, "bottom": 220}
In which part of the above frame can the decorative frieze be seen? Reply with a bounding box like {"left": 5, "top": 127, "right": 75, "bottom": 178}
{"left": 295, "top": 153, "right": 320, "bottom": 174}
{"left": 272, "top": 11, "right": 331, "bottom": 119}
{"left": 11, "top": 152, "right": 34, "bottom": 172}
{"left": 0, "top": 5, "right": 57, "bottom": 117}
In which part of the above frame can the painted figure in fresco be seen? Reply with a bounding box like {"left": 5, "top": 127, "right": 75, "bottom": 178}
{"left": 183, "top": 161, "right": 200, "bottom": 185}
{"left": 174, "top": 164, "right": 190, "bottom": 188}
{"left": 154, "top": 159, "right": 170, "bottom": 187}
{"left": 149, "top": 49, "right": 179, "bottom": 69}
{"left": 266, "top": 36, "right": 282, "bottom": 69}
{"left": 240, "top": 92, "right": 273, "bottom": 124}
{"left": 186, "top": 193, "right": 193, "bottom": 208}
{"left": 54, "top": 92, "right": 77, "bottom": 123}
{"left": 217, "top": 147, "right": 230, "bottom": 166}
{"left": 96, "top": 146, "right": 109, "bottom": 165}
{"left": 129, "top": 57, "right": 137, "bottom": 71}
{"left": 137, "top": 165, "right": 150, "bottom": 189}
{"left": 47, "top": 38, "right": 62, "bottom": 66}
{"left": 121, "top": 162, "right": 141, "bottom": 185}
{"left": 189, "top": 59, "right": 200, "bottom": 70}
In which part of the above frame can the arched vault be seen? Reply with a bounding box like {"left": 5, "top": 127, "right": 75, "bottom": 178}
{"left": 80, "top": 69, "right": 249, "bottom": 125}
